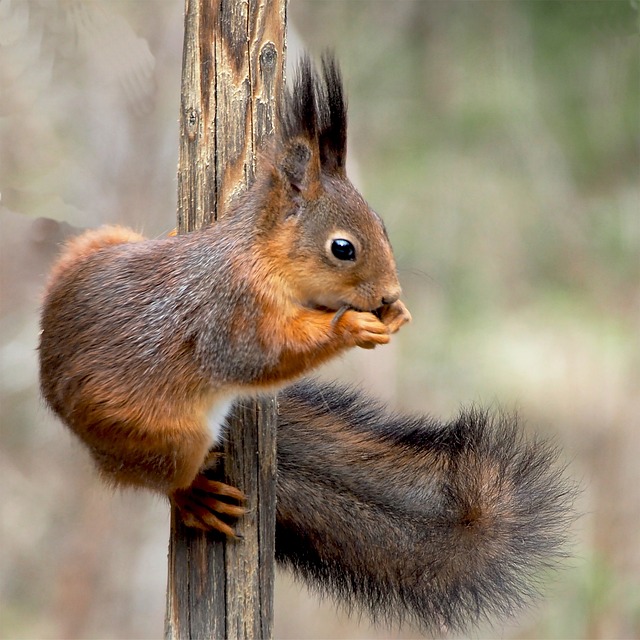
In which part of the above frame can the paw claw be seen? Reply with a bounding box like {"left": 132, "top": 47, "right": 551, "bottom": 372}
{"left": 171, "top": 476, "right": 246, "bottom": 537}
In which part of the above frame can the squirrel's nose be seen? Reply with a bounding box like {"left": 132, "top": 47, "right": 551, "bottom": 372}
{"left": 381, "top": 287, "right": 401, "bottom": 306}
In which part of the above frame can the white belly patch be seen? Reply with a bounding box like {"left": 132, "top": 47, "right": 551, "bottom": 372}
{"left": 206, "top": 397, "right": 236, "bottom": 443}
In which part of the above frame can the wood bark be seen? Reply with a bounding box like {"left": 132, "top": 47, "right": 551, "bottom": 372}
{"left": 165, "top": 1, "right": 286, "bottom": 638}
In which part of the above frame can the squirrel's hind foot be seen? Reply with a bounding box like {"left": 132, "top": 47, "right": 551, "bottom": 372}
{"left": 171, "top": 475, "right": 246, "bottom": 537}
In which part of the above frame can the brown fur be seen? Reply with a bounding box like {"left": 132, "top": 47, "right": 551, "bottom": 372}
{"left": 45, "top": 225, "right": 144, "bottom": 286}
{"left": 276, "top": 379, "right": 576, "bottom": 632}
{"left": 38, "top": 57, "right": 410, "bottom": 533}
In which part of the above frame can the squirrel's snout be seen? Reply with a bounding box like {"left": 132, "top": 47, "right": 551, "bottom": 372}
{"left": 381, "top": 286, "right": 401, "bottom": 306}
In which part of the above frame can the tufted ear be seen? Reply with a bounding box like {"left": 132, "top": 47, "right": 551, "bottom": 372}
{"left": 277, "top": 53, "right": 347, "bottom": 191}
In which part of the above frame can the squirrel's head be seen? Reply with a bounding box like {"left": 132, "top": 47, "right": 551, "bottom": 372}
{"left": 256, "top": 54, "right": 401, "bottom": 314}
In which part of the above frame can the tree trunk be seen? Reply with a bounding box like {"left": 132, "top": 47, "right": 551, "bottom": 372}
{"left": 165, "top": 1, "right": 286, "bottom": 638}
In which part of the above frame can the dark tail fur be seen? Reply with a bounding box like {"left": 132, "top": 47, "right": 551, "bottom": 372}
{"left": 275, "top": 379, "right": 575, "bottom": 632}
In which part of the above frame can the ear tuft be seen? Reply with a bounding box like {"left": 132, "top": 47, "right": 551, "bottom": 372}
{"left": 280, "top": 55, "right": 317, "bottom": 144}
{"left": 317, "top": 54, "right": 347, "bottom": 173}
{"left": 279, "top": 52, "right": 347, "bottom": 177}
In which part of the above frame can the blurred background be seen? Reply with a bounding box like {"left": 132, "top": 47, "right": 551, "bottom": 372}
{"left": 1, "top": 1, "right": 638, "bottom": 638}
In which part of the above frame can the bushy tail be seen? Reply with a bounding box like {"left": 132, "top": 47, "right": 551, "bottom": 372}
{"left": 275, "top": 379, "right": 576, "bottom": 632}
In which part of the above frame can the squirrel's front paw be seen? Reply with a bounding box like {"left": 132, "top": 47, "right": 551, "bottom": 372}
{"left": 171, "top": 475, "right": 246, "bottom": 537}
{"left": 376, "top": 299, "right": 411, "bottom": 334}
{"left": 339, "top": 310, "right": 390, "bottom": 350}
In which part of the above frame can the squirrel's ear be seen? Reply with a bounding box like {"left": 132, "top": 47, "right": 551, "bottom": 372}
{"left": 278, "top": 138, "right": 320, "bottom": 194}
{"left": 276, "top": 53, "right": 346, "bottom": 192}
{"left": 277, "top": 56, "right": 322, "bottom": 194}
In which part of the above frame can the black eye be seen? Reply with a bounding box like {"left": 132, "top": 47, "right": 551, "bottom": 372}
{"left": 331, "top": 238, "right": 356, "bottom": 261}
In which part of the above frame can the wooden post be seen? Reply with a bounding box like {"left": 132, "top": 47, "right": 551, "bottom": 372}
{"left": 165, "top": 1, "right": 286, "bottom": 638}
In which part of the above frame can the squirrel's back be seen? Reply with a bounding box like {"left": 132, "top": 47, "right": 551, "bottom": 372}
{"left": 45, "top": 225, "right": 145, "bottom": 287}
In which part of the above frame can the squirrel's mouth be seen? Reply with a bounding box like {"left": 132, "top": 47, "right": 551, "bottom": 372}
{"left": 313, "top": 302, "right": 386, "bottom": 328}
{"left": 310, "top": 303, "right": 357, "bottom": 326}
{"left": 305, "top": 287, "right": 382, "bottom": 317}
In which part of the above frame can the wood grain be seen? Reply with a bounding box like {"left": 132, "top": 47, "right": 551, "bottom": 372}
{"left": 166, "top": 0, "right": 286, "bottom": 638}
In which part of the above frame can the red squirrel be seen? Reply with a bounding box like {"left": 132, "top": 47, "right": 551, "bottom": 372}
{"left": 39, "top": 56, "right": 574, "bottom": 632}
{"left": 39, "top": 56, "right": 411, "bottom": 535}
